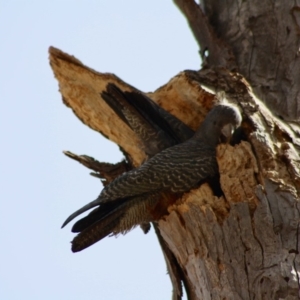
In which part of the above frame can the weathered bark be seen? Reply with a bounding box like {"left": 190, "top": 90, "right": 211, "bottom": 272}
{"left": 159, "top": 69, "right": 300, "bottom": 299}
{"left": 176, "top": 0, "right": 300, "bottom": 121}
{"left": 50, "top": 1, "right": 300, "bottom": 299}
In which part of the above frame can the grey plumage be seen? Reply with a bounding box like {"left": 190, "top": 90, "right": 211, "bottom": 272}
{"left": 101, "top": 84, "right": 194, "bottom": 157}
{"left": 62, "top": 103, "right": 242, "bottom": 252}
{"left": 102, "top": 84, "right": 195, "bottom": 234}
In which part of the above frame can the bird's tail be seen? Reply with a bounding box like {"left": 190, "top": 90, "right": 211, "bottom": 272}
{"left": 71, "top": 206, "right": 125, "bottom": 252}
{"left": 70, "top": 194, "right": 160, "bottom": 252}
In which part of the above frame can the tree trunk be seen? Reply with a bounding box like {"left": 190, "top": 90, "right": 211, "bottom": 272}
{"left": 50, "top": 1, "right": 300, "bottom": 299}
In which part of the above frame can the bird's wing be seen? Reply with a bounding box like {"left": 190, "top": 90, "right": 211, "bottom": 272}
{"left": 101, "top": 84, "right": 194, "bottom": 156}
{"left": 122, "top": 88, "right": 194, "bottom": 143}
{"left": 99, "top": 140, "right": 217, "bottom": 201}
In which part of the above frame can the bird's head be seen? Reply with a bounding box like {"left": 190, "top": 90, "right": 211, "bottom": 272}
{"left": 194, "top": 104, "right": 242, "bottom": 146}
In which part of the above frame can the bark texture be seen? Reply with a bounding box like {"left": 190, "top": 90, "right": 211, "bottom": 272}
{"left": 177, "top": 0, "right": 300, "bottom": 121}
{"left": 159, "top": 71, "right": 300, "bottom": 299}
{"left": 51, "top": 1, "right": 300, "bottom": 299}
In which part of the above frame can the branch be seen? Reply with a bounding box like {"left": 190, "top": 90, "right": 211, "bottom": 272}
{"left": 49, "top": 46, "right": 215, "bottom": 166}
{"left": 174, "top": 0, "right": 237, "bottom": 70}
{"left": 63, "top": 151, "right": 129, "bottom": 185}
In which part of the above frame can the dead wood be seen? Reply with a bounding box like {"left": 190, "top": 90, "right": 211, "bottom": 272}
{"left": 50, "top": 5, "right": 300, "bottom": 294}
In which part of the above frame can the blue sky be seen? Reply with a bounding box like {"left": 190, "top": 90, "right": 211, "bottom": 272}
{"left": 0, "top": 1, "right": 199, "bottom": 299}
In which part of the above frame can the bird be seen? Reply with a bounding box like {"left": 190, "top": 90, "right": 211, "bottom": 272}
{"left": 101, "top": 83, "right": 194, "bottom": 234}
{"left": 62, "top": 103, "right": 242, "bottom": 252}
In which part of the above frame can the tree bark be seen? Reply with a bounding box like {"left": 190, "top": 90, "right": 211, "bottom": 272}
{"left": 175, "top": 0, "right": 300, "bottom": 121}
{"left": 50, "top": 1, "right": 300, "bottom": 299}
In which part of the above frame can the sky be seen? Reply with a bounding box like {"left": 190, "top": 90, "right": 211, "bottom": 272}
{"left": 0, "top": 1, "right": 200, "bottom": 299}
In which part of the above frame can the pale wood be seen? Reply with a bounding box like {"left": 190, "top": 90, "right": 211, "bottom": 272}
{"left": 50, "top": 45, "right": 300, "bottom": 299}
{"left": 49, "top": 46, "right": 214, "bottom": 167}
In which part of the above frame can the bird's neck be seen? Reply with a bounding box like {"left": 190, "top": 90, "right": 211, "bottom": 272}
{"left": 191, "top": 125, "right": 221, "bottom": 147}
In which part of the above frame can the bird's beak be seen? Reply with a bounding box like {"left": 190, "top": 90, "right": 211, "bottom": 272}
{"left": 221, "top": 123, "right": 234, "bottom": 143}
